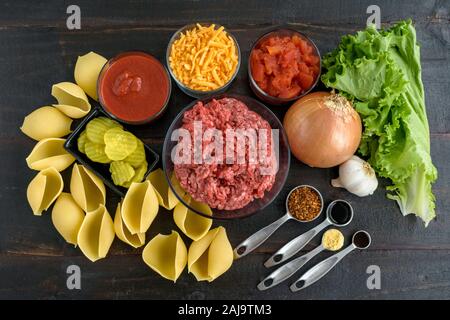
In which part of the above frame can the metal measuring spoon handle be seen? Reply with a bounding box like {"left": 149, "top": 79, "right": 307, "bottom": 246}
{"left": 290, "top": 244, "right": 355, "bottom": 292}
{"left": 233, "top": 213, "right": 292, "bottom": 259}
{"left": 264, "top": 219, "right": 330, "bottom": 267}
{"left": 257, "top": 244, "right": 324, "bottom": 291}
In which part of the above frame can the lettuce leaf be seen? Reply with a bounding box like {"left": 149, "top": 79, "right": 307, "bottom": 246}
{"left": 322, "top": 20, "right": 437, "bottom": 226}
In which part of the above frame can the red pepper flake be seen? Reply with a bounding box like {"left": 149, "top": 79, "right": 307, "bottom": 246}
{"left": 288, "top": 186, "right": 322, "bottom": 221}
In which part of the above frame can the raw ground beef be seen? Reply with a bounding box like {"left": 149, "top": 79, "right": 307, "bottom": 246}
{"left": 174, "top": 98, "right": 276, "bottom": 210}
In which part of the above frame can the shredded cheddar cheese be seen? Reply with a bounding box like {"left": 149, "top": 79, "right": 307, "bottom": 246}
{"left": 169, "top": 24, "right": 239, "bottom": 91}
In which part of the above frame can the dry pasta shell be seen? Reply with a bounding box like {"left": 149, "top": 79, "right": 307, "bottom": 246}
{"left": 114, "top": 202, "right": 145, "bottom": 248}
{"left": 74, "top": 51, "right": 107, "bottom": 101}
{"left": 26, "top": 138, "right": 75, "bottom": 172}
{"left": 142, "top": 231, "right": 187, "bottom": 282}
{"left": 147, "top": 168, "right": 179, "bottom": 210}
{"left": 26, "top": 167, "right": 63, "bottom": 215}
{"left": 70, "top": 163, "right": 106, "bottom": 212}
{"left": 121, "top": 180, "right": 159, "bottom": 234}
{"left": 51, "top": 192, "right": 85, "bottom": 246}
{"left": 52, "top": 82, "right": 91, "bottom": 118}
{"left": 77, "top": 204, "right": 115, "bottom": 262}
{"left": 20, "top": 106, "right": 72, "bottom": 141}
{"left": 173, "top": 196, "right": 212, "bottom": 241}
{"left": 188, "top": 226, "right": 233, "bottom": 282}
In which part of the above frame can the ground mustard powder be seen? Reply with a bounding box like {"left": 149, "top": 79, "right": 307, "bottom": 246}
{"left": 322, "top": 229, "right": 344, "bottom": 251}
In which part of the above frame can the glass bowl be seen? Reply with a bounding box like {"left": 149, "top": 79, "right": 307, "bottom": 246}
{"left": 248, "top": 28, "right": 321, "bottom": 106}
{"left": 97, "top": 51, "right": 172, "bottom": 125}
{"left": 162, "top": 94, "right": 290, "bottom": 220}
{"left": 166, "top": 23, "right": 241, "bottom": 99}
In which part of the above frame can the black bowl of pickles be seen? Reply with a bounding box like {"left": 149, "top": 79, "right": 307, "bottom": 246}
{"left": 64, "top": 107, "right": 159, "bottom": 197}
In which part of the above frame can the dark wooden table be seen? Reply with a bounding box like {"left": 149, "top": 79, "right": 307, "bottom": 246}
{"left": 1, "top": 0, "right": 449, "bottom": 300}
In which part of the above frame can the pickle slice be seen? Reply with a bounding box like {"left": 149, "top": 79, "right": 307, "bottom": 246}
{"left": 125, "top": 139, "right": 146, "bottom": 168}
{"left": 85, "top": 141, "right": 110, "bottom": 163}
{"left": 104, "top": 127, "right": 137, "bottom": 161}
{"left": 86, "top": 117, "right": 122, "bottom": 144}
{"left": 110, "top": 161, "right": 135, "bottom": 187}
{"left": 131, "top": 161, "right": 148, "bottom": 183}
{"left": 77, "top": 130, "right": 88, "bottom": 154}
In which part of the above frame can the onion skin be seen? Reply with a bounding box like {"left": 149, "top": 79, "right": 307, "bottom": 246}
{"left": 283, "top": 92, "right": 362, "bottom": 168}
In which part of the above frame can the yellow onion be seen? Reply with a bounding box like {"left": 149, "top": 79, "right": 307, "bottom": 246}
{"left": 283, "top": 92, "right": 361, "bottom": 168}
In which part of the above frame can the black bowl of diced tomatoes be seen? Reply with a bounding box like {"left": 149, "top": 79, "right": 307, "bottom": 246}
{"left": 248, "top": 28, "right": 321, "bottom": 105}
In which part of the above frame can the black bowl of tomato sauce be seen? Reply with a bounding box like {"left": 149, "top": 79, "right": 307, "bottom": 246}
{"left": 248, "top": 29, "right": 321, "bottom": 106}
{"left": 97, "top": 51, "right": 171, "bottom": 125}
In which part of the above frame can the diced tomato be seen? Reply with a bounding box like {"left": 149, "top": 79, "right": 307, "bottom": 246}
{"left": 263, "top": 55, "right": 278, "bottom": 75}
{"left": 250, "top": 33, "right": 320, "bottom": 98}
{"left": 259, "top": 39, "right": 270, "bottom": 51}
{"left": 298, "top": 72, "right": 314, "bottom": 89}
{"left": 298, "top": 62, "right": 310, "bottom": 74}
{"left": 281, "top": 48, "right": 300, "bottom": 67}
{"left": 272, "top": 74, "right": 291, "bottom": 92}
{"left": 304, "top": 54, "right": 320, "bottom": 66}
{"left": 278, "top": 84, "right": 302, "bottom": 99}
{"left": 311, "top": 54, "right": 320, "bottom": 66}
{"left": 310, "top": 64, "right": 320, "bottom": 77}
{"left": 251, "top": 49, "right": 263, "bottom": 59}
{"left": 291, "top": 34, "right": 302, "bottom": 46}
{"left": 266, "top": 81, "right": 280, "bottom": 97}
{"left": 256, "top": 77, "right": 268, "bottom": 91}
{"left": 267, "top": 37, "right": 278, "bottom": 47}
{"left": 251, "top": 60, "right": 265, "bottom": 82}
{"left": 266, "top": 45, "right": 283, "bottom": 56}
{"left": 298, "top": 40, "right": 313, "bottom": 55}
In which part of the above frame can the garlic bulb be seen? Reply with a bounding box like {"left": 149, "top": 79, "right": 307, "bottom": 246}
{"left": 331, "top": 155, "right": 378, "bottom": 197}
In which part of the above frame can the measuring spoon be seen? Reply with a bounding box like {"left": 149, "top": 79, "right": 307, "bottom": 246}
{"left": 257, "top": 228, "right": 344, "bottom": 291}
{"left": 264, "top": 199, "right": 353, "bottom": 268}
{"left": 233, "top": 185, "right": 323, "bottom": 259}
{"left": 290, "top": 230, "right": 371, "bottom": 292}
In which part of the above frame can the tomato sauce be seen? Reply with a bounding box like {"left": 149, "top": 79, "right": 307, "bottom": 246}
{"left": 98, "top": 52, "right": 170, "bottom": 124}
{"left": 250, "top": 34, "right": 320, "bottom": 99}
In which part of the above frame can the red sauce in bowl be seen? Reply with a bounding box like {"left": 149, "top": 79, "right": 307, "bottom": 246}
{"left": 98, "top": 52, "right": 170, "bottom": 124}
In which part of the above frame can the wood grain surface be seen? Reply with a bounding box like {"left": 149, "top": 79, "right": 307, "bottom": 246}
{"left": 0, "top": 0, "right": 449, "bottom": 299}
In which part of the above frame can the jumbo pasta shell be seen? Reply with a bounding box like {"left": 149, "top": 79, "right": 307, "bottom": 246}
{"left": 26, "top": 138, "right": 75, "bottom": 172}
{"left": 173, "top": 196, "right": 212, "bottom": 241}
{"left": 142, "top": 231, "right": 187, "bottom": 282}
{"left": 51, "top": 192, "right": 85, "bottom": 246}
{"left": 114, "top": 202, "right": 145, "bottom": 248}
{"left": 70, "top": 163, "right": 106, "bottom": 212}
{"left": 188, "top": 226, "right": 233, "bottom": 282}
{"left": 147, "top": 169, "right": 179, "bottom": 210}
{"left": 74, "top": 51, "right": 107, "bottom": 101}
{"left": 77, "top": 204, "right": 115, "bottom": 262}
{"left": 121, "top": 180, "right": 159, "bottom": 234}
{"left": 26, "top": 167, "right": 63, "bottom": 215}
{"left": 52, "top": 82, "right": 91, "bottom": 118}
{"left": 20, "top": 106, "right": 72, "bottom": 141}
